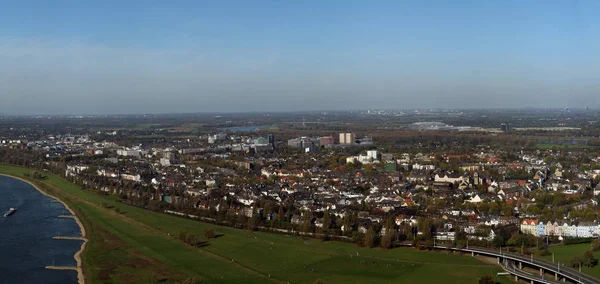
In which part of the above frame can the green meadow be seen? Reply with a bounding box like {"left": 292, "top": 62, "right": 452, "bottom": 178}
{"left": 539, "top": 243, "right": 600, "bottom": 279}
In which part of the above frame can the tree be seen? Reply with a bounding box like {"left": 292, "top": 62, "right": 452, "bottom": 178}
{"left": 381, "top": 230, "right": 394, "bottom": 249}
{"left": 322, "top": 211, "right": 331, "bottom": 232}
{"left": 478, "top": 275, "right": 494, "bottom": 284}
{"left": 301, "top": 218, "right": 313, "bottom": 233}
{"left": 583, "top": 250, "right": 598, "bottom": 268}
{"left": 501, "top": 204, "right": 514, "bottom": 216}
{"left": 492, "top": 235, "right": 505, "bottom": 248}
{"left": 278, "top": 205, "right": 285, "bottom": 223}
{"left": 204, "top": 228, "right": 215, "bottom": 239}
{"left": 247, "top": 216, "right": 256, "bottom": 231}
{"left": 364, "top": 227, "right": 376, "bottom": 248}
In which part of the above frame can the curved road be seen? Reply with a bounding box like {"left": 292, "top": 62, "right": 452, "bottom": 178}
{"left": 503, "top": 260, "right": 561, "bottom": 284}
{"left": 435, "top": 245, "right": 599, "bottom": 284}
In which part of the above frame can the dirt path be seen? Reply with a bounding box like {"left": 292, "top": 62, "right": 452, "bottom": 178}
{"left": 1, "top": 174, "right": 88, "bottom": 284}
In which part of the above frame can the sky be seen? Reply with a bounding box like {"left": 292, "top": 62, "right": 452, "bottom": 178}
{"left": 1, "top": 0, "right": 599, "bottom": 115}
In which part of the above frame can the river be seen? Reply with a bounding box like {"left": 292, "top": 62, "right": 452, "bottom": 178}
{"left": 0, "top": 175, "right": 80, "bottom": 283}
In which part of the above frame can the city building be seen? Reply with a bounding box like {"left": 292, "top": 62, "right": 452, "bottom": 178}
{"left": 318, "top": 136, "right": 335, "bottom": 148}
{"left": 117, "top": 149, "right": 143, "bottom": 157}
{"left": 254, "top": 137, "right": 269, "bottom": 145}
{"left": 268, "top": 134, "right": 275, "bottom": 146}
{"left": 339, "top": 133, "right": 355, "bottom": 145}
{"left": 288, "top": 137, "right": 320, "bottom": 150}
{"left": 409, "top": 122, "right": 455, "bottom": 131}
{"left": 356, "top": 136, "right": 373, "bottom": 145}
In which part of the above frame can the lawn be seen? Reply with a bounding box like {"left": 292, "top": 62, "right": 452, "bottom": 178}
{"left": 539, "top": 243, "right": 600, "bottom": 279}
{"left": 1, "top": 165, "right": 511, "bottom": 283}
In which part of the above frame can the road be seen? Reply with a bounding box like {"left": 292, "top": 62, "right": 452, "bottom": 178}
{"left": 435, "top": 245, "right": 599, "bottom": 284}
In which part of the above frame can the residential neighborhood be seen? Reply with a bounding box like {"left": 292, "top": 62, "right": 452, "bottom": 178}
{"left": 2, "top": 111, "right": 600, "bottom": 253}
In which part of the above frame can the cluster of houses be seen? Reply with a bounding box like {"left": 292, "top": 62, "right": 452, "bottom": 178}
{"left": 4, "top": 126, "right": 600, "bottom": 246}
{"left": 520, "top": 219, "right": 599, "bottom": 239}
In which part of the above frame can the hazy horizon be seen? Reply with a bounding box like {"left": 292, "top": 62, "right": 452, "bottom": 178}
{"left": 2, "top": 1, "right": 600, "bottom": 115}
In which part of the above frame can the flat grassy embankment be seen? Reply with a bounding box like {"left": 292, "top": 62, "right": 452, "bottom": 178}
{"left": 0, "top": 165, "right": 511, "bottom": 283}
{"left": 539, "top": 243, "right": 600, "bottom": 278}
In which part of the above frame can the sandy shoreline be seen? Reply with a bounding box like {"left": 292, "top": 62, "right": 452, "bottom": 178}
{"left": 0, "top": 173, "right": 87, "bottom": 284}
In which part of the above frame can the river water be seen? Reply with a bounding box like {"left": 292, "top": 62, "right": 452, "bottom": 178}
{"left": 0, "top": 175, "right": 80, "bottom": 283}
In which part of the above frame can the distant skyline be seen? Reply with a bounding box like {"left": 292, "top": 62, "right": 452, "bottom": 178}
{"left": 1, "top": 0, "right": 599, "bottom": 115}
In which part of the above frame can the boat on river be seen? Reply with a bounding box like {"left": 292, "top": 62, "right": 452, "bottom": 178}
{"left": 4, "top": 208, "right": 17, "bottom": 217}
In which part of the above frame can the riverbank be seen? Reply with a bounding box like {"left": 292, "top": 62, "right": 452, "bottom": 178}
{"left": 0, "top": 173, "right": 87, "bottom": 284}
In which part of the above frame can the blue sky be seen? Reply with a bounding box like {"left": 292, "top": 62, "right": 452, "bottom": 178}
{"left": 1, "top": 0, "right": 599, "bottom": 114}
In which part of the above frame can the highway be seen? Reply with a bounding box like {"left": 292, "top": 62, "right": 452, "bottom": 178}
{"left": 502, "top": 259, "right": 561, "bottom": 284}
{"left": 435, "top": 245, "right": 600, "bottom": 284}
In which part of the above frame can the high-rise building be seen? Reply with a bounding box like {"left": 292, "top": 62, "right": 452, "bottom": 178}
{"left": 339, "top": 133, "right": 355, "bottom": 144}
{"left": 267, "top": 134, "right": 275, "bottom": 146}
{"left": 345, "top": 133, "right": 355, "bottom": 144}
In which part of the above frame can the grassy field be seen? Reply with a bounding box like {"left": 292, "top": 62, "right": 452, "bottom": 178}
{"left": 0, "top": 165, "right": 512, "bottom": 283}
{"left": 535, "top": 143, "right": 597, "bottom": 150}
{"left": 539, "top": 243, "right": 600, "bottom": 278}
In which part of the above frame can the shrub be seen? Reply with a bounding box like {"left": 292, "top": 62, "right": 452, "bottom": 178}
{"left": 182, "top": 277, "right": 202, "bottom": 284}
{"left": 478, "top": 275, "right": 494, "bottom": 284}
{"left": 564, "top": 238, "right": 593, "bottom": 245}
{"left": 539, "top": 247, "right": 551, "bottom": 257}
{"left": 204, "top": 228, "right": 215, "bottom": 239}
{"left": 592, "top": 240, "right": 600, "bottom": 252}
{"left": 571, "top": 256, "right": 583, "bottom": 268}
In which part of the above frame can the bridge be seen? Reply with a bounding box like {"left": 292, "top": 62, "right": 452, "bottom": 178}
{"left": 502, "top": 259, "right": 563, "bottom": 284}
{"left": 435, "top": 245, "right": 599, "bottom": 284}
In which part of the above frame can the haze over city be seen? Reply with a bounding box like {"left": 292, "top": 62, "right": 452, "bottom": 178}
{"left": 1, "top": 0, "right": 600, "bottom": 114}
